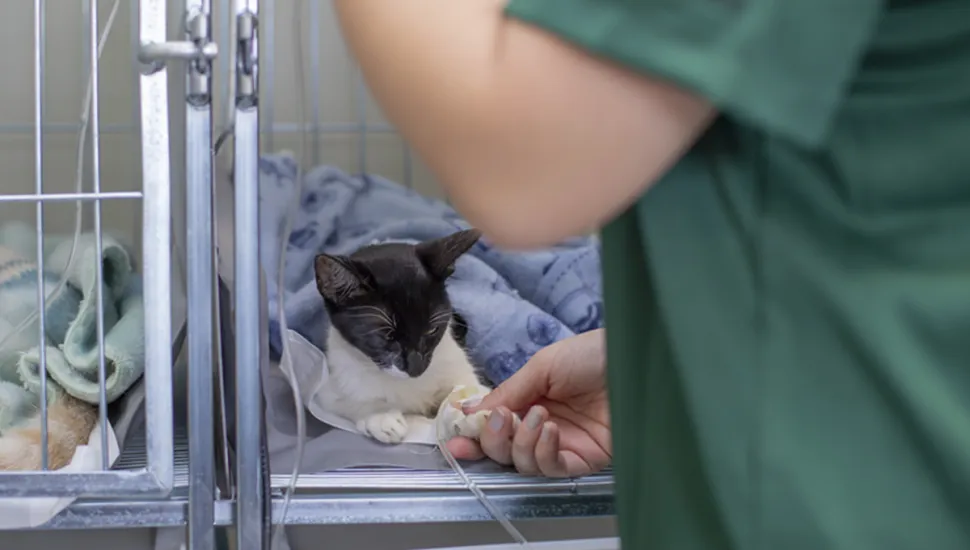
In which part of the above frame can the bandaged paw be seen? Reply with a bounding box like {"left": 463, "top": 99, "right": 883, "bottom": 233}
{"left": 435, "top": 385, "right": 521, "bottom": 441}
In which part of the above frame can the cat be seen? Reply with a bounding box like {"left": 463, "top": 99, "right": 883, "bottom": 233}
{"left": 0, "top": 389, "right": 98, "bottom": 471}
{"left": 312, "top": 228, "right": 493, "bottom": 444}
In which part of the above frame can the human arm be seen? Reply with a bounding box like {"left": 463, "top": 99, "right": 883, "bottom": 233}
{"left": 332, "top": 0, "right": 715, "bottom": 249}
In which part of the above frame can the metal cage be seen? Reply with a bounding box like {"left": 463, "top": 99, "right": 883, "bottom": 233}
{"left": 0, "top": 0, "right": 173, "bottom": 499}
{"left": 0, "top": 1, "right": 615, "bottom": 548}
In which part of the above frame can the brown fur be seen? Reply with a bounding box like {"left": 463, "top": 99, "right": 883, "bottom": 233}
{"left": 0, "top": 394, "right": 98, "bottom": 471}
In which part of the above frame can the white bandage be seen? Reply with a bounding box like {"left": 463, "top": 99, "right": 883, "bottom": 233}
{"left": 435, "top": 385, "right": 522, "bottom": 441}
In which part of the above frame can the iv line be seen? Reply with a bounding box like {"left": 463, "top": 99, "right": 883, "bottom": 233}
{"left": 271, "top": 0, "right": 309, "bottom": 545}
{"left": 434, "top": 396, "right": 532, "bottom": 546}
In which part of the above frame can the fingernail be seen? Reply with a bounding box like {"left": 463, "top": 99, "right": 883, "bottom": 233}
{"left": 526, "top": 407, "right": 543, "bottom": 430}
{"left": 487, "top": 410, "right": 505, "bottom": 432}
{"left": 540, "top": 422, "right": 555, "bottom": 441}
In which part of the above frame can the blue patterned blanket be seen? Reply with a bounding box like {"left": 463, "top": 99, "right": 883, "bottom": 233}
{"left": 258, "top": 153, "right": 603, "bottom": 384}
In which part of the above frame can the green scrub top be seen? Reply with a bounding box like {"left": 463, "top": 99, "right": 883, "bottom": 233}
{"left": 504, "top": 1, "right": 970, "bottom": 549}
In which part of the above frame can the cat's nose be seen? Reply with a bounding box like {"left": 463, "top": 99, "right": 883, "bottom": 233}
{"left": 406, "top": 351, "right": 425, "bottom": 375}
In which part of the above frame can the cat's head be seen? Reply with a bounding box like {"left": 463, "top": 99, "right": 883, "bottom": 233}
{"left": 313, "top": 229, "right": 481, "bottom": 378}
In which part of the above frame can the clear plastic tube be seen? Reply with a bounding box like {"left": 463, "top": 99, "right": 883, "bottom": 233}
{"left": 0, "top": 0, "right": 122, "bottom": 355}
{"left": 434, "top": 399, "right": 532, "bottom": 546}
{"left": 271, "top": 0, "right": 309, "bottom": 546}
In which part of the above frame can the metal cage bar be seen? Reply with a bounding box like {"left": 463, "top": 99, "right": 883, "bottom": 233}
{"left": 89, "top": 0, "right": 112, "bottom": 473}
{"left": 218, "top": 0, "right": 231, "bottom": 135}
{"left": 33, "top": 0, "right": 50, "bottom": 472}
{"left": 0, "top": 0, "right": 174, "bottom": 500}
{"left": 136, "top": 0, "right": 177, "bottom": 497}
{"left": 184, "top": 0, "right": 217, "bottom": 548}
{"left": 263, "top": 0, "right": 275, "bottom": 154}
{"left": 309, "top": 0, "right": 321, "bottom": 166}
{"left": 233, "top": 1, "right": 265, "bottom": 548}
{"left": 356, "top": 72, "right": 368, "bottom": 174}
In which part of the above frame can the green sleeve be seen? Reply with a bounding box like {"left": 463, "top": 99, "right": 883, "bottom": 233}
{"left": 505, "top": 0, "right": 884, "bottom": 147}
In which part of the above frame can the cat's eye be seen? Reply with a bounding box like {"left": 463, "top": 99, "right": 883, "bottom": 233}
{"left": 426, "top": 326, "right": 441, "bottom": 337}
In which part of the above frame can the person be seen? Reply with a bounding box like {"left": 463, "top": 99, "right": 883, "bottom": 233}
{"left": 332, "top": 1, "right": 970, "bottom": 549}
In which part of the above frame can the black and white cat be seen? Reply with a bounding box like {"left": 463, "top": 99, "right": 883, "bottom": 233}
{"left": 312, "top": 229, "right": 492, "bottom": 444}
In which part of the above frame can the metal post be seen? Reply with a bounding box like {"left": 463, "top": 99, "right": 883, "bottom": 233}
{"left": 264, "top": 0, "right": 275, "bottom": 153}
{"left": 356, "top": 72, "right": 367, "bottom": 174}
{"left": 233, "top": 2, "right": 265, "bottom": 549}
{"left": 88, "top": 0, "right": 111, "bottom": 473}
{"left": 33, "top": 0, "right": 50, "bottom": 473}
{"left": 184, "top": 1, "right": 217, "bottom": 549}
{"left": 309, "top": 0, "right": 321, "bottom": 165}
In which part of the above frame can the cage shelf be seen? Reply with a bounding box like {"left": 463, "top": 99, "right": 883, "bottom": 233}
{"left": 266, "top": 470, "right": 614, "bottom": 525}
{"left": 43, "top": 472, "right": 613, "bottom": 529}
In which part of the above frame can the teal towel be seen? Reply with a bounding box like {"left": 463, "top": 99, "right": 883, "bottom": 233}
{"left": 0, "top": 222, "right": 144, "bottom": 430}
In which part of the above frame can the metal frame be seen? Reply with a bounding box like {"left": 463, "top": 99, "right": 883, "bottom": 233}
{"left": 268, "top": 470, "right": 615, "bottom": 525}
{"left": 183, "top": 1, "right": 217, "bottom": 549}
{"left": 138, "top": 2, "right": 225, "bottom": 549}
{"left": 232, "top": 2, "right": 265, "bottom": 550}
{"left": 0, "top": 0, "right": 174, "bottom": 500}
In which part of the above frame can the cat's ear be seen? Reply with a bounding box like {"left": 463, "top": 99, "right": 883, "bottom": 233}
{"left": 314, "top": 254, "right": 366, "bottom": 303}
{"left": 416, "top": 229, "right": 482, "bottom": 279}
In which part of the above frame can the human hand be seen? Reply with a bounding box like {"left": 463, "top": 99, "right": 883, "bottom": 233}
{"left": 446, "top": 329, "right": 611, "bottom": 477}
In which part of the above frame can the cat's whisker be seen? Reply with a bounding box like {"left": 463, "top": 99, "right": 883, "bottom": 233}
{"left": 357, "top": 326, "right": 394, "bottom": 339}
{"left": 354, "top": 305, "right": 390, "bottom": 318}
{"left": 430, "top": 311, "right": 453, "bottom": 325}
{"left": 346, "top": 305, "right": 395, "bottom": 326}
{"left": 346, "top": 312, "right": 397, "bottom": 330}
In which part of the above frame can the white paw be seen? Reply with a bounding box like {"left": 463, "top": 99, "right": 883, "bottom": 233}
{"left": 358, "top": 411, "right": 409, "bottom": 444}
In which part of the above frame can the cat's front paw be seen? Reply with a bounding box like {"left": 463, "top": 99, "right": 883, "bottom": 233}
{"left": 453, "top": 409, "right": 489, "bottom": 439}
{"left": 357, "top": 411, "right": 409, "bottom": 444}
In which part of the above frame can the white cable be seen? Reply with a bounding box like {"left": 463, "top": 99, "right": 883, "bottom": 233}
{"left": 0, "top": 0, "right": 121, "bottom": 355}
{"left": 271, "top": 0, "right": 309, "bottom": 546}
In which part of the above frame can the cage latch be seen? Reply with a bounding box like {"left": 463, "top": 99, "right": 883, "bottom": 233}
{"left": 235, "top": 11, "right": 258, "bottom": 108}
{"left": 137, "top": 10, "right": 217, "bottom": 106}
{"left": 185, "top": 11, "right": 214, "bottom": 104}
